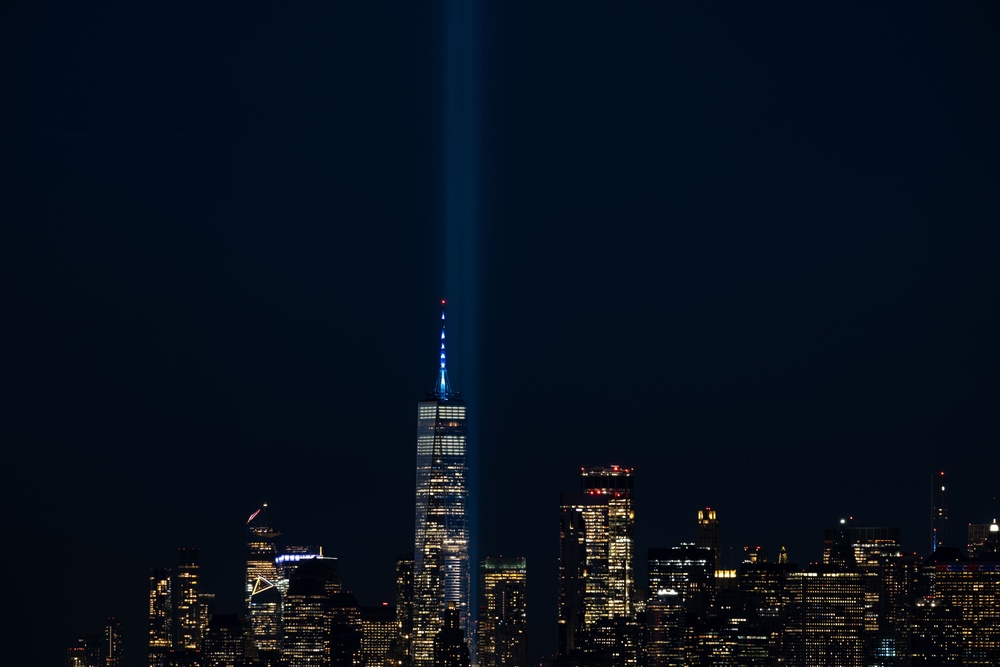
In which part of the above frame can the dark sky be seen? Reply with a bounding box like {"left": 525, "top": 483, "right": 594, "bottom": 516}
{"left": 3, "top": 2, "right": 999, "bottom": 666}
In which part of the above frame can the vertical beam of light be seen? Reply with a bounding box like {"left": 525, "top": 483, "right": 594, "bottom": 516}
{"left": 443, "top": 0, "right": 480, "bottom": 652}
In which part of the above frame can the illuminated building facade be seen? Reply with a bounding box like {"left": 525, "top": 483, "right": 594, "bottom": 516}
{"left": 648, "top": 545, "right": 715, "bottom": 620}
{"left": 175, "top": 547, "right": 203, "bottom": 652}
{"left": 822, "top": 524, "right": 902, "bottom": 634}
{"left": 202, "top": 614, "right": 252, "bottom": 667}
{"left": 412, "top": 303, "right": 470, "bottom": 667}
{"left": 477, "top": 556, "right": 527, "bottom": 667}
{"left": 282, "top": 576, "right": 333, "bottom": 667}
{"left": 361, "top": 604, "right": 397, "bottom": 667}
{"left": 645, "top": 589, "right": 684, "bottom": 667}
{"left": 246, "top": 503, "right": 282, "bottom": 655}
{"left": 558, "top": 465, "right": 636, "bottom": 661}
{"left": 695, "top": 509, "right": 722, "bottom": 572}
{"left": 927, "top": 522, "right": 1000, "bottom": 665}
{"left": 782, "top": 567, "right": 866, "bottom": 667}
{"left": 149, "top": 568, "right": 172, "bottom": 667}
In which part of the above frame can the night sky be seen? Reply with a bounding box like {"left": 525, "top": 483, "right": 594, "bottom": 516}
{"left": 3, "top": 3, "right": 999, "bottom": 666}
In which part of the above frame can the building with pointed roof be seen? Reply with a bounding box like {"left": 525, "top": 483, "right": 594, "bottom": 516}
{"left": 411, "top": 301, "right": 470, "bottom": 666}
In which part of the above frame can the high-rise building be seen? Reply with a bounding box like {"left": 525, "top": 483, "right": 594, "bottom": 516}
{"left": 696, "top": 509, "right": 722, "bottom": 572}
{"left": 645, "top": 589, "right": 685, "bottom": 667}
{"left": 361, "top": 604, "right": 397, "bottom": 667}
{"left": 558, "top": 465, "right": 636, "bottom": 660}
{"left": 282, "top": 575, "right": 333, "bottom": 667}
{"left": 175, "top": 548, "right": 203, "bottom": 652}
{"left": 782, "top": 526, "right": 866, "bottom": 667}
{"left": 477, "top": 556, "right": 527, "bottom": 667}
{"left": 412, "top": 302, "right": 470, "bottom": 667}
{"left": 924, "top": 534, "right": 1000, "bottom": 665}
{"left": 388, "top": 555, "right": 415, "bottom": 667}
{"left": 149, "top": 567, "right": 172, "bottom": 667}
{"left": 648, "top": 545, "right": 715, "bottom": 621}
{"left": 932, "top": 470, "right": 948, "bottom": 552}
{"left": 246, "top": 503, "right": 282, "bottom": 655}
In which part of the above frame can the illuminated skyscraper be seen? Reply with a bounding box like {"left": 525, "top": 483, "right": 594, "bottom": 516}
{"left": 175, "top": 547, "right": 203, "bottom": 652}
{"left": 149, "top": 568, "right": 172, "bottom": 667}
{"left": 477, "top": 557, "right": 527, "bottom": 667}
{"left": 782, "top": 525, "right": 866, "bottom": 667}
{"left": 246, "top": 503, "right": 282, "bottom": 655}
{"left": 558, "top": 465, "right": 636, "bottom": 659}
{"left": 412, "top": 302, "right": 470, "bottom": 666}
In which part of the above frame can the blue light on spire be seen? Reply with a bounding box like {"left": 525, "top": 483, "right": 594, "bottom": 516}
{"left": 435, "top": 300, "right": 453, "bottom": 398}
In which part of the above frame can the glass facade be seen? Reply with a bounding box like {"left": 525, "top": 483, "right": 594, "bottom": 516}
{"left": 412, "top": 304, "right": 470, "bottom": 667}
{"left": 246, "top": 504, "right": 282, "bottom": 654}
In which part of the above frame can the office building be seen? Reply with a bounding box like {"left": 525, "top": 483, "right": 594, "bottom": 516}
{"left": 361, "top": 604, "right": 397, "bottom": 667}
{"left": 558, "top": 465, "right": 636, "bottom": 663}
{"left": 202, "top": 614, "right": 252, "bottom": 667}
{"left": 782, "top": 526, "right": 865, "bottom": 667}
{"left": 695, "top": 509, "right": 722, "bottom": 571}
{"left": 926, "top": 522, "right": 1000, "bottom": 665}
{"left": 412, "top": 302, "right": 470, "bottom": 666}
{"left": 647, "top": 545, "right": 715, "bottom": 621}
{"left": 282, "top": 573, "right": 334, "bottom": 667}
{"left": 477, "top": 556, "right": 527, "bottom": 667}
{"left": 149, "top": 567, "right": 172, "bottom": 667}
{"left": 246, "top": 503, "right": 282, "bottom": 654}
{"left": 175, "top": 548, "right": 203, "bottom": 652}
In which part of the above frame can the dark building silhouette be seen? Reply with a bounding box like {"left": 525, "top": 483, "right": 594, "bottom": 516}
{"left": 433, "top": 604, "right": 470, "bottom": 667}
{"left": 695, "top": 509, "right": 722, "bottom": 572}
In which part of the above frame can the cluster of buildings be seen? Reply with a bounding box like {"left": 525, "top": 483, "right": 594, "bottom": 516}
{"left": 66, "top": 306, "right": 1000, "bottom": 667}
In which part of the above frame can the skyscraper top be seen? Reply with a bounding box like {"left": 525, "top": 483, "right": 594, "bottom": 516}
{"left": 433, "top": 300, "right": 456, "bottom": 399}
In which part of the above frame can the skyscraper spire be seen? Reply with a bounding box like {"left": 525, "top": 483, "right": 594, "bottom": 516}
{"left": 435, "top": 299, "right": 454, "bottom": 399}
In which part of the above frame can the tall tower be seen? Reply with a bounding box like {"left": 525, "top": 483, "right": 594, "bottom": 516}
{"left": 558, "top": 465, "right": 636, "bottom": 658}
{"left": 695, "top": 508, "right": 722, "bottom": 571}
{"left": 932, "top": 470, "right": 948, "bottom": 552}
{"left": 148, "top": 567, "right": 172, "bottom": 667}
{"left": 246, "top": 503, "right": 282, "bottom": 655}
{"left": 175, "top": 547, "right": 203, "bottom": 652}
{"left": 412, "top": 301, "right": 470, "bottom": 666}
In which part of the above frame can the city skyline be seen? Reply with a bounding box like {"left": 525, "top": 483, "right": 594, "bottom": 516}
{"left": 4, "top": 2, "right": 999, "bottom": 666}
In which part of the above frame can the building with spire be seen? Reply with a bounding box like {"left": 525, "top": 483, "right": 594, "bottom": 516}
{"left": 411, "top": 301, "right": 470, "bottom": 667}
{"left": 246, "top": 503, "right": 282, "bottom": 656}
{"left": 932, "top": 470, "right": 948, "bottom": 553}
